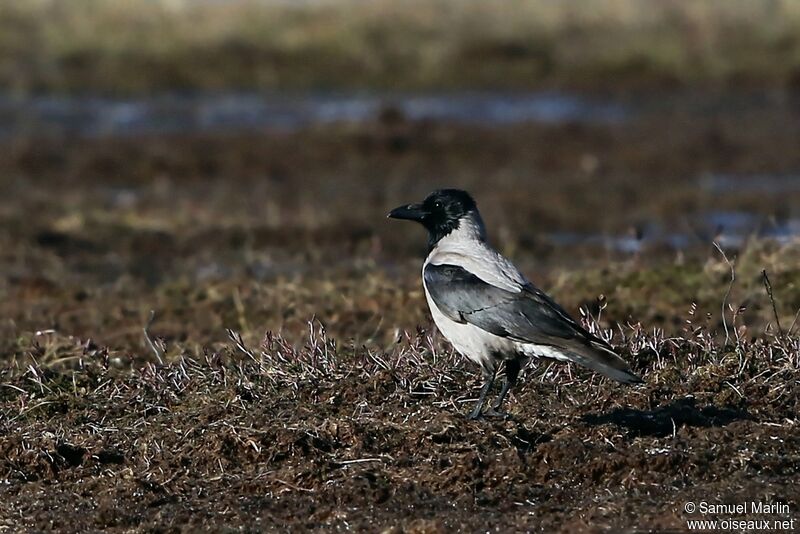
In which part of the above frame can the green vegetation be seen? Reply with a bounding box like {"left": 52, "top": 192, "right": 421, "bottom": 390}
{"left": 3, "top": 0, "right": 800, "bottom": 94}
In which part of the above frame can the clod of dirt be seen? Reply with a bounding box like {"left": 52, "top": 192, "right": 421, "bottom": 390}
{"left": 96, "top": 448, "right": 125, "bottom": 465}
{"left": 55, "top": 443, "right": 86, "bottom": 467}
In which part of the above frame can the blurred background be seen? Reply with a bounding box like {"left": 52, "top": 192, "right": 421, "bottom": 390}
{"left": 3, "top": 0, "right": 800, "bottom": 363}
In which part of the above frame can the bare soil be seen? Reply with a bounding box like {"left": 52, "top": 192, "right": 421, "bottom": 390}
{"left": 1, "top": 327, "right": 798, "bottom": 532}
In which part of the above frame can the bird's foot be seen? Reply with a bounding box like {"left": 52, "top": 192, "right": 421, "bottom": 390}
{"left": 483, "top": 408, "right": 510, "bottom": 419}
{"left": 467, "top": 409, "right": 483, "bottom": 420}
{"left": 468, "top": 408, "right": 510, "bottom": 420}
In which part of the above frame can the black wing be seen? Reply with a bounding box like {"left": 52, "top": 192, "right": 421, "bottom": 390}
{"left": 423, "top": 263, "right": 581, "bottom": 341}
{"left": 423, "top": 263, "right": 641, "bottom": 383}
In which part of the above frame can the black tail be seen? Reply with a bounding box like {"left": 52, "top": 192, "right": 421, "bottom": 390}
{"left": 564, "top": 339, "right": 643, "bottom": 384}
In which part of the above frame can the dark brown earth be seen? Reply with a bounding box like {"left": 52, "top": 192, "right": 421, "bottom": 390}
{"left": 1, "top": 327, "right": 798, "bottom": 532}
{"left": 1, "top": 90, "right": 800, "bottom": 532}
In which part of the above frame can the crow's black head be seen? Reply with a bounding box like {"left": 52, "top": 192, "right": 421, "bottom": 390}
{"left": 388, "top": 189, "right": 479, "bottom": 248}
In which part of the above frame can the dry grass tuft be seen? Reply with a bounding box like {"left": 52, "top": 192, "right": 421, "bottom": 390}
{"left": 1, "top": 305, "right": 798, "bottom": 530}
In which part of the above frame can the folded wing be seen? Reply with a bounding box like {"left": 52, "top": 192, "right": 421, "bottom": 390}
{"left": 424, "top": 263, "right": 642, "bottom": 384}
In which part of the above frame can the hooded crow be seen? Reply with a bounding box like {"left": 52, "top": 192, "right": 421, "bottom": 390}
{"left": 389, "top": 189, "right": 642, "bottom": 419}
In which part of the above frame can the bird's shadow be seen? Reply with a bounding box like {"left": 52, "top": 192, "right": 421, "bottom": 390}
{"left": 582, "top": 397, "right": 749, "bottom": 437}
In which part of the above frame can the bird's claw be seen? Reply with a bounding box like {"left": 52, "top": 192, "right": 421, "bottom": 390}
{"left": 483, "top": 408, "right": 510, "bottom": 419}
{"left": 467, "top": 408, "right": 510, "bottom": 420}
{"left": 467, "top": 410, "right": 483, "bottom": 420}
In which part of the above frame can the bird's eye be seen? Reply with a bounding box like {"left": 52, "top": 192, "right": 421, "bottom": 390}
{"left": 434, "top": 201, "right": 443, "bottom": 209}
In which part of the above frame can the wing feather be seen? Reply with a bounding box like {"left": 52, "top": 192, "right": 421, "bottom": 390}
{"left": 423, "top": 263, "right": 641, "bottom": 383}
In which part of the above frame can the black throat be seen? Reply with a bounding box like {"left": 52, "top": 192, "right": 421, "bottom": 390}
{"left": 426, "top": 218, "right": 461, "bottom": 252}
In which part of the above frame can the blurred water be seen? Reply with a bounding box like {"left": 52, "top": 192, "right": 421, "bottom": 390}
{"left": 545, "top": 211, "right": 800, "bottom": 253}
{"left": 699, "top": 173, "right": 800, "bottom": 194}
{"left": 0, "top": 91, "right": 628, "bottom": 138}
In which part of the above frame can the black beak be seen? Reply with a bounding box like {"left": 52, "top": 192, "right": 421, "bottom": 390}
{"left": 387, "top": 203, "right": 427, "bottom": 222}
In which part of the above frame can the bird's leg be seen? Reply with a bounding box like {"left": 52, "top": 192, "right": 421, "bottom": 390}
{"left": 484, "top": 359, "right": 521, "bottom": 418}
{"left": 468, "top": 368, "right": 496, "bottom": 420}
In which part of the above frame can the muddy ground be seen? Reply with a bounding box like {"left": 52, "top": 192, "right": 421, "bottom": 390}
{"left": 1, "top": 90, "right": 800, "bottom": 531}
